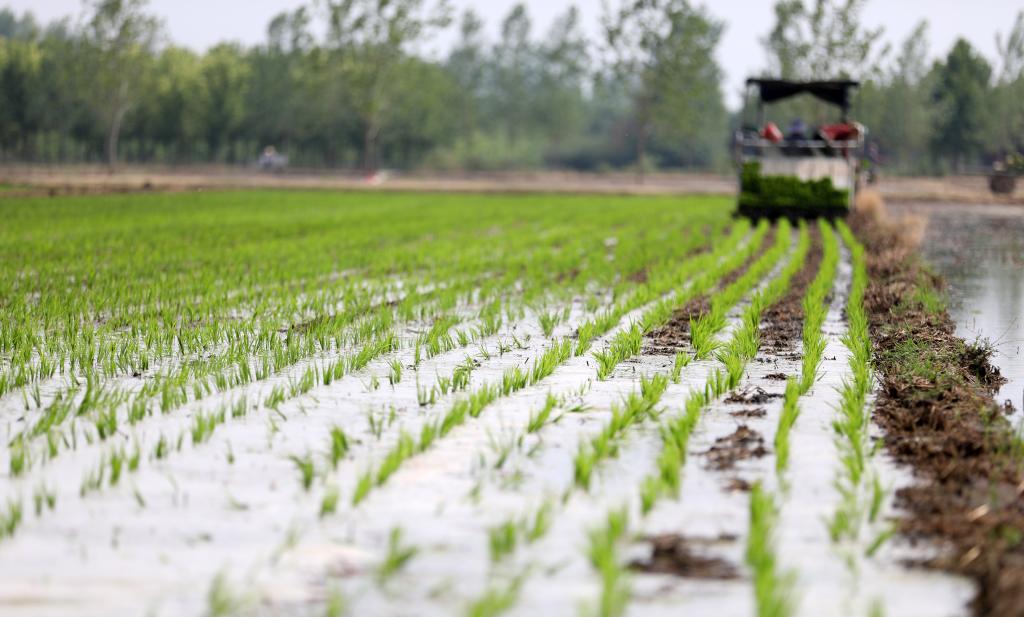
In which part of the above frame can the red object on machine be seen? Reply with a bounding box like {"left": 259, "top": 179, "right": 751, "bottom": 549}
{"left": 760, "top": 122, "right": 783, "bottom": 143}
{"left": 818, "top": 123, "right": 860, "bottom": 142}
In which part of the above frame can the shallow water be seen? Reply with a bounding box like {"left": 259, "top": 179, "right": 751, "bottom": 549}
{"left": 907, "top": 203, "right": 1024, "bottom": 413}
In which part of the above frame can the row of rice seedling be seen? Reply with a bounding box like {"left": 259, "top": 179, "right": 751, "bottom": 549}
{"left": 774, "top": 221, "right": 840, "bottom": 473}
{"left": 747, "top": 481, "right": 795, "bottom": 617}
{"left": 830, "top": 223, "right": 887, "bottom": 552}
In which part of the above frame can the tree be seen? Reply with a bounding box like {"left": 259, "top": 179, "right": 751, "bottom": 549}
{"left": 446, "top": 10, "right": 487, "bottom": 144}
{"left": 602, "top": 0, "right": 725, "bottom": 181}
{"left": 854, "top": 21, "right": 935, "bottom": 173}
{"left": 321, "top": 0, "right": 452, "bottom": 171}
{"left": 763, "top": 0, "right": 887, "bottom": 80}
{"left": 80, "top": 0, "right": 162, "bottom": 168}
{"left": 536, "top": 6, "right": 589, "bottom": 152}
{"left": 492, "top": 4, "right": 536, "bottom": 147}
{"left": 993, "top": 12, "right": 1024, "bottom": 155}
{"left": 198, "top": 44, "right": 251, "bottom": 161}
{"left": 931, "top": 39, "right": 992, "bottom": 171}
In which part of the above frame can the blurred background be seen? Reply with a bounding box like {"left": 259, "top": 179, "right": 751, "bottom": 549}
{"left": 0, "top": 0, "right": 1021, "bottom": 178}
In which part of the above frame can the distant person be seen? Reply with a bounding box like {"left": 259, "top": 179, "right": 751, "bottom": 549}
{"left": 259, "top": 146, "right": 287, "bottom": 172}
{"left": 787, "top": 119, "right": 808, "bottom": 141}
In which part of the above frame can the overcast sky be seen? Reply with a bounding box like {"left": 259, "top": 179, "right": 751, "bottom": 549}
{"left": 5, "top": 0, "right": 1021, "bottom": 108}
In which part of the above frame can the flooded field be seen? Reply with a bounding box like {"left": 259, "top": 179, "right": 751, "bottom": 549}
{"left": 0, "top": 191, "right": 975, "bottom": 617}
{"left": 898, "top": 203, "right": 1024, "bottom": 413}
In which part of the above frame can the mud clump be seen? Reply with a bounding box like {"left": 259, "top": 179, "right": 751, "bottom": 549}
{"left": 703, "top": 425, "right": 768, "bottom": 471}
{"left": 730, "top": 407, "right": 767, "bottom": 419}
{"left": 630, "top": 534, "right": 739, "bottom": 580}
{"left": 763, "top": 373, "right": 788, "bottom": 381}
{"left": 725, "top": 386, "right": 781, "bottom": 405}
{"left": 852, "top": 211, "right": 1023, "bottom": 617}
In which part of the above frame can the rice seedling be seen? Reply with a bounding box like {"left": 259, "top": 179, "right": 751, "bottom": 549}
{"left": 747, "top": 482, "right": 795, "bottom": 617}
{"left": 327, "top": 426, "right": 350, "bottom": 468}
{"left": 320, "top": 485, "right": 340, "bottom": 518}
{"left": 585, "top": 507, "right": 631, "bottom": 617}
{"left": 377, "top": 528, "right": 418, "bottom": 584}
{"left": 527, "top": 393, "right": 559, "bottom": 433}
{"left": 671, "top": 351, "right": 691, "bottom": 383}
{"left": 0, "top": 500, "right": 23, "bottom": 540}
{"left": 205, "top": 571, "right": 244, "bottom": 617}
{"left": 388, "top": 359, "right": 403, "bottom": 385}
{"left": 465, "top": 576, "right": 524, "bottom": 617}
{"left": 288, "top": 453, "right": 316, "bottom": 491}
{"left": 774, "top": 378, "right": 801, "bottom": 473}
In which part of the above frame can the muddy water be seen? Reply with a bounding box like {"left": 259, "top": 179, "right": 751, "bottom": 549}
{"left": 900, "top": 203, "right": 1024, "bottom": 413}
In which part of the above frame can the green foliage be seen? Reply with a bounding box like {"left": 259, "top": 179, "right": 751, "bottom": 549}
{"left": 739, "top": 162, "right": 849, "bottom": 217}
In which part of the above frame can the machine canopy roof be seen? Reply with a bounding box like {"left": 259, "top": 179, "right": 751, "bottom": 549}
{"left": 746, "top": 79, "right": 860, "bottom": 109}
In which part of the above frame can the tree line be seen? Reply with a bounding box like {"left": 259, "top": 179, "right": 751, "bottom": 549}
{"left": 0, "top": 0, "right": 1021, "bottom": 175}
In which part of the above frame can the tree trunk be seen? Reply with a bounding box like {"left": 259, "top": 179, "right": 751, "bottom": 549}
{"left": 106, "top": 106, "right": 127, "bottom": 172}
{"left": 635, "top": 96, "right": 650, "bottom": 185}
{"left": 364, "top": 122, "right": 380, "bottom": 173}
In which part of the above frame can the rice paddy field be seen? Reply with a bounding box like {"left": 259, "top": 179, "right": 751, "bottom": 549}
{"left": 0, "top": 190, "right": 991, "bottom": 617}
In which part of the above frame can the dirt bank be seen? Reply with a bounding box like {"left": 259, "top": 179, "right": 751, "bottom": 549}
{"left": 852, "top": 211, "right": 1024, "bottom": 617}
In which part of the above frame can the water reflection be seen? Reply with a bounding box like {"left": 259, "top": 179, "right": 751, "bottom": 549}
{"left": 907, "top": 204, "right": 1024, "bottom": 412}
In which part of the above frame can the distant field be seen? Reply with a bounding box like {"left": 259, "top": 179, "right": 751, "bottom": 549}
{"left": 0, "top": 191, "right": 972, "bottom": 616}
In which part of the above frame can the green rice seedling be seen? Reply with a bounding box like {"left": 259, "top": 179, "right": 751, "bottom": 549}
{"left": 719, "top": 351, "right": 746, "bottom": 389}
{"left": 320, "top": 485, "right": 340, "bottom": 518}
{"left": 671, "top": 351, "right": 691, "bottom": 383}
{"left": 289, "top": 453, "right": 316, "bottom": 491}
{"left": 538, "top": 309, "right": 563, "bottom": 338}
{"left": 230, "top": 396, "right": 248, "bottom": 419}
{"left": 108, "top": 448, "right": 125, "bottom": 486}
{"left": 375, "top": 431, "right": 416, "bottom": 486}
{"left": 377, "top": 528, "right": 418, "bottom": 584}
{"left": 774, "top": 378, "right": 801, "bottom": 473}
{"left": 525, "top": 500, "right": 554, "bottom": 542}
{"left": 593, "top": 349, "right": 618, "bottom": 381}
{"left": 0, "top": 500, "right": 24, "bottom": 540}
{"left": 206, "top": 571, "right": 243, "bottom": 617}
{"left": 586, "top": 507, "right": 630, "bottom": 617}
{"left": 417, "top": 380, "right": 438, "bottom": 407}
{"left": 747, "top": 482, "right": 795, "bottom": 617}
{"left": 352, "top": 469, "right": 373, "bottom": 505}
{"left": 154, "top": 434, "right": 170, "bottom": 460}
{"left": 527, "top": 393, "right": 559, "bottom": 433}
{"left": 9, "top": 438, "right": 27, "bottom": 477}
{"left": 488, "top": 430, "right": 522, "bottom": 469}
{"left": 452, "top": 359, "right": 475, "bottom": 391}
{"left": 488, "top": 520, "right": 519, "bottom": 562}
{"left": 437, "top": 374, "right": 453, "bottom": 396}
{"left": 325, "top": 588, "right": 347, "bottom": 617}
{"left": 32, "top": 484, "right": 57, "bottom": 516}
{"left": 865, "top": 526, "right": 896, "bottom": 558}
{"left": 388, "top": 359, "right": 403, "bottom": 385}
{"left": 465, "top": 576, "right": 524, "bottom": 617}
{"left": 328, "top": 426, "right": 350, "bottom": 468}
